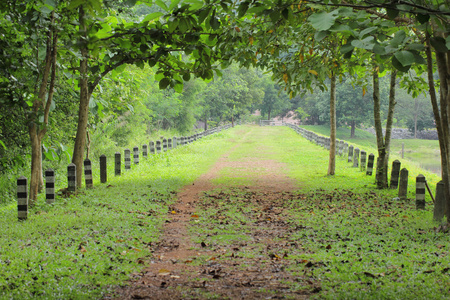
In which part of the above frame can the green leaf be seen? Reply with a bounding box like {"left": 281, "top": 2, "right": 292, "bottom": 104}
{"left": 394, "top": 50, "right": 415, "bottom": 67}
{"left": 238, "top": 1, "right": 249, "bottom": 18}
{"left": 143, "top": 12, "right": 164, "bottom": 22}
{"left": 373, "top": 44, "right": 386, "bottom": 55}
{"left": 169, "top": 0, "right": 181, "bottom": 10}
{"left": 392, "top": 55, "right": 411, "bottom": 72}
{"left": 340, "top": 43, "right": 354, "bottom": 54}
{"left": 351, "top": 36, "right": 374, "bottom": 50}
{"left": 315, "top": 31, "right": 329, "bottom": 42}
{"left": 0, "top": 140, "right": 6, "bottom": 150}
{"left": 269, "top": 10, "right": 280, "bottom": 23}
{"left": 430, "top": 37, "right": 448, "bottom": 53}
{"left": 174, "top": 82, "right": 183, "bottom": 93}
{"left": 390, "top": 30, "right": 406, "bottom": 48}
{"left": 155, "top": 0, "right": 168, "bottom": 11}
{"left": 197, "top": 7, "right": 210, "bottom": 24}
{"left": 415, "top": 13, "right": 430, "bottom": 24}
{"left": 386, "top": 8, "right": 399, "bottom": 19}
{"left": 308, "top": 11, "right": 338, "bottom": 31}
{"left": 210, "top": 16, "right": 220, "bottom": 30}
{"left": 159, "top": 78, "right": 171, "bottom": 89}
{"left": 359, "top": 26, "right": 377, "bottom": 38}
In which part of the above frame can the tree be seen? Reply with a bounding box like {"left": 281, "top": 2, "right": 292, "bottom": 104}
{"left": 258, "top": 78, "right": 290, "bottom": 120}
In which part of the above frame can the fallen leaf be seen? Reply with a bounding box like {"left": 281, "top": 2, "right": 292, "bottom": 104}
{"left": 191, "top": 214, "right": 199, "bottom": 218}
{"left": 158, "top": 269, "right": 171, "bottom": 276}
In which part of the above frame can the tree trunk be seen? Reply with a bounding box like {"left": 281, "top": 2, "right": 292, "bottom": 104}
{"left": 328, "top": 73, "right": 336, "bottom": 176}
{"left": 268, "top": 109, "right": 271, "bottom": 121}
{"left": 373, "top": 64, "right": 388, "bottom": 188}
{"left": 204, "top": 111, "right": 208, "bottom": 131}
{"left": 28, "top": 12, "right": 57, "bottom": 203}
{"left": 426, "top": 30, "right": 450, "bottom": 220}
{"left": 72, "top": 6, "right": 90, "bottom": 187}
{"left": 350, "top": 120, "right": 356, "bottom": 138}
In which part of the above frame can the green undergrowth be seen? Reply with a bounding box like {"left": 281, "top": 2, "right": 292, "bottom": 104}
{"left": 187, "top": 126, "right": 449, "bottom": 298}
{"left": 0, "top": 129, "right": 237, "bottom": 299}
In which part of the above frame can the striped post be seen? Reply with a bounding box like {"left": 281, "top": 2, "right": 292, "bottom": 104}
{"left": 133, "top": 146, "right": 139, "bottom": 165}
{"left": 68, "top": 163, "right": 76, "bottom": 192}
{"left": 398, "top": 168, "right": 408, "bottom": 200}
{"left": 115, "top": 152, "right": 121, "bottom": 176}
{"left": 142, "top": 144, "right": 148, "bottom": 158}
{"left": 84, "top": 158, "right": 93, "bottom": 189}
{"left": 149, "top": 141, "right": 155, "bottom": 154}
{"left": 348, "top": 145, "right": 354, "bottom": 163}
{"left": 17, "top": 176, "right": 28, "bottom": 220}
{"left": 353, "top": 148, "right": 360, "bottom": 168}
{"left": 45, "top": 169, "right": 55, "bottom": 204}
{"left": 360, "top": 151, "right": 367, "bottom": 172}
{"left": 366, "top": 153, "right": 374, "bottom": 175}
{"left": 390, "top": 160, "right": 401, "bottom": 189}
{"left": 173, "top": 137, "right": 177, "bottom": 148}
{"left": 100, "top": 155, "right": 107, "bottom": 183}
{"left": 124, "top": 149, "right": 131, "bottom": 170}
{"left": 168, "top": 138, "right": 172, "bottom": 150}
{"left": 433, "top": 181, "right": 446, "bottom": 221}
{"left": 415, "top": 174, "right": 426, "bottom": 210}
{"left": 163, "top": 138, "right": 168, "bottom": 152}
{"left": 156, "top": 140, "right": 161, "bottom": 153}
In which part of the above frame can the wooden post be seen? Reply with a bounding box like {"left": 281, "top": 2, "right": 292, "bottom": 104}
{"left": 398, "top": 168, "right": 408, "bottom": 200}
{"left": 124, "top": 149, "right": 131, "bottom": 170}
{"left": 348, "top": 145, "right": 354, "bottom": 163}
{"left": 133, "top": 146, "right": 139, "bottom": 165}
{"left": 17, "top": 176, "right": 28, "bottom": 220}
{"left": 84, "top": 158, "right": 93, "bottom": 189}
{"left": 353, "top": 148, "right": 359, "bottom": 168}
{"left": 45, "top": 169, "right": 55, "bottom": 204}
{"left": 390, "top": 160, "right": 401, "bottom": 189}
{"left": 415, "top": 174, "right": 426, "bottom": 210}
{"left": 115, "top": 152, "right": 121, "bottom": 176}
{"left": 68, "top": 163, "right": 76, "bottom": 192}
{"left": 168, "top": 138, "right": 172, "bottom": 150}
{"left": 173, "top": 137, "right": 177, "bottom": 148}
{"left": 433, "top": 181, "right": 446, "bottom": 221}
{"left": 100, "top": 154, "right": 107, "bottom": 183}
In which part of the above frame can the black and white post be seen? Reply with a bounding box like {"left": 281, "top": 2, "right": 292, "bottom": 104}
{"left": 133, "top": 146, "right": 139, "bottom": 165}
{"left": 115, "top": 152, "right": 121, "bottom": 176}
{"left": 45, "top": 169, "right": 55, "bottom": 204}
{"left": 68, "top": 163, "right": 76, "bottom": 192}
{"left": 100, "top": 155, "right": 107, "bottom": 183}
{"left": 84, "top": 158, "right": 93, "bottom": 189}
{"left": 17, "top": 176, "right": 28, "bottom": 220}
{"left": 124, "top": 149, "right": 131, "bottom": 170}
{"left": 415, "top": 174, "right": 426, "bottom": 210}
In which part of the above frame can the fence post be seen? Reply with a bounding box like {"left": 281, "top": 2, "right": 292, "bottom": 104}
{"left": 415, "top": 174, "right": 426, "bottom": 210}
{"left": 353, "top": 148, "right": 360, "bottom": 168}
{"left": 433, "top": 181, "right": 446, "bottom": 221}
{"left": 84, "top": 158, "right": 93, "bottom": 189}
{"left": 366, "top": 153, "right": 374, "bottom": 175}
{"left": 115, "top": 152, "right": 121, "bottom": 176}
{"left": 124, "top": 149, "right": 131, "bottom": 170}
{"left": 45, "top": 169, "right": 55, "bottom": 204}
{"left": 390, "top": 160, "right": 401, "bottom": 189}
{"left": 100, "top": 154, "right": 107, "bottom": 183}
{"left": 68, "top": 163, "right": 77, "bottom": 192}
{"left": 173, "top": 137, "right": 177, "bottom": 148}
{"left": 156, "top": 140, "right": 161, "bottom": 153}
{"left": 142, "top": 144, "right": 148, "bottom": 158}
{"left": 348, "top": 145, "right": 354, "bottom": 163}
{"left": 149, "top": 141, "right": 155, "bottom": 154}
{"left": 360, "top": 150, "right": 367, "bottom": 172}
{"left": 133, "top": 146, "right": 139, "bottom": 165}
{"left": 163, "top": 138, "right": 168, "bottom": 152}
{"left": 17, "top": 176, "right": 28, "bottom": 220}
{"left": 398, "top": 168, "right": 408, "bottom": 200}
{"left": 168, "top": 138, "right": 172, "bottom": 150}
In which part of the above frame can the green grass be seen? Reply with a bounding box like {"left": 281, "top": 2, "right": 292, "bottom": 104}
{"left": 0, "top": 130, "right": 236, "bottom": 299}
{"left": 188, "top": 125, "right": 449, "bottom": 299}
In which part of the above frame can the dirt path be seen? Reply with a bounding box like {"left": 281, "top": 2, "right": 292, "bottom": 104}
{"left": 114, "top": 128, "right": 317, "bottom": 299}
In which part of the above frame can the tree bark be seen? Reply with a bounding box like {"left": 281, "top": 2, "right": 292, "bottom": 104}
{"left": 28, "top": 12, "right": 57, "bottom": 204}
{"left": 72, "top": 6, "right": 90, "bottom": 187}
{"left": 328, "top": 73, "right": 336, "bottom": 176}
{"left": 204, "top": 111, "right": 208, "bottom": 131}
{"left": 350, "top": 120, "right": 355, "bottom": 138}
{"left": 268, "top": 109, "right": 271, "bottom": 121}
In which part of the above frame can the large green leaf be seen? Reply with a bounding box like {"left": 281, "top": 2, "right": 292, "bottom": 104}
{"left": 392, "top": 56, "right": 410, "bottom": 72}
{"left": 351, "top": 36, "right": 374, "bottom": 50}
{"left": 394, "top": 50, "right": 415, "bottom": 67}
{"left": 308, "top": 11, "right": 338, "bottom": 31}
{"left": 143, "top": 12, "right": 164, "bottom": 23}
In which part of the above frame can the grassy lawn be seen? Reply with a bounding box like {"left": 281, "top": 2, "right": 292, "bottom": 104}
{"left": 0, "top": 130, "right": 235, "bottom": 299}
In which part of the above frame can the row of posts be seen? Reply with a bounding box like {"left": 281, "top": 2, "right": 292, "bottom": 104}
{"left": 283, "top": 123, "right": 447, "bottom": 222}
{"left": 16, "top": 124, "right": 233, "bottom": 220}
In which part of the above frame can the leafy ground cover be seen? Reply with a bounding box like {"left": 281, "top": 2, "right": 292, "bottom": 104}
{"left": 0, "top": 130, "right": 235, "bottom": 299}
{"left": 1, "top": 125, "right": 448, "bottom": 299}
{"left": 115, "top": 125, "right": 449, "bottom": 299}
